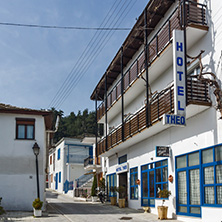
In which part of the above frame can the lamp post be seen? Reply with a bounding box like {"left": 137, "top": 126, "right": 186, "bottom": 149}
{"left": 32, "top": 142, "right": 40, "bottom": 199}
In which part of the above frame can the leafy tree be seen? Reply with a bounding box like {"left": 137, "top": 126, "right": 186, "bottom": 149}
{"left": 49, "top": 108, "right": 98, "bottom": 143}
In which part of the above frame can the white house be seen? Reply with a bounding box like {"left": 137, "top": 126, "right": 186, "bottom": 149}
{"left": 48, "top": 137, "right": 94, "bottom": 197}
{"left": 0, "top": 103, "right": 53, "bottom": 211}
{"left": 91, "top": 0, "right": 222, "bottom": 221}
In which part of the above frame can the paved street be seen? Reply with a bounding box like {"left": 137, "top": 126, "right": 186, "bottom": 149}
{"left": 1, "top": 189, "right": 182, "bottom": 222}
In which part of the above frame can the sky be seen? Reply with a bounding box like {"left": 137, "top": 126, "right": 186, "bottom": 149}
{"left": 0, "top": 0, "right": 148, "bottom": 116}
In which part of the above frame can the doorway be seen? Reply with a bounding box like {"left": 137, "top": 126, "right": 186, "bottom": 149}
{"left": 119, "top": 172, "right": 128, "bottom": 203}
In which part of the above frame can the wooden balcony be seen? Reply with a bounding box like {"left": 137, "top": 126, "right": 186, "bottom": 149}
{"left": 96, "top": 1, "right": 208, "bottom": 121}
{"left": 96, "top": 78, "right": 211, "bottom": 157}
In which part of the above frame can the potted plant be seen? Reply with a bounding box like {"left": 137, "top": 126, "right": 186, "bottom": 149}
{"left": 157, "top": 189, "right": 171, "bottom": 220}
{"left": 110, "top": 186, "right": 117, "bottom": 205}
{"left": 32, "top": 198, "right": 43, "bottom": 217}
{"left": 91, "top": 175, "right": 98, "bottom": 202}
{"left": 116, "top": 186, "right": 126, "bottom": 208}
{"left": 0, "top": 197, "right": 5, "bottom": 215}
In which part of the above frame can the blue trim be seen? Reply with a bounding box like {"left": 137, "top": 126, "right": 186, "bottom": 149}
{"left": 65, "top": 143, "right": 93, "bottom": 148}
{"left": 141, "top": 159, "right": 168, "bottom": 207}
{"left": 107, "top": 173, "right": 117, "bottom": 199}
{"left": 59, "top": 172, "right": 61, "bottom": 183}
{"left": 130, "top": 167, "right": 138, "bottom": 200}
{"left": 57, "top": 148, "right": 61, "bottom": 160}
{"left": 55, "top": 173, "right": 58, "bottom": 190}
{"left": 175, "top": 144, "right": 222, "bottom": 218}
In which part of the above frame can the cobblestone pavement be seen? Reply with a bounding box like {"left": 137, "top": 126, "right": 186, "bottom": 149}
{"left": 0, "top": 190, "right": 183, "bottom": 222}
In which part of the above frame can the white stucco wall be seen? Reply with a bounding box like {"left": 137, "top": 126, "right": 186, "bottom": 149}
{"left": 0, "top": 113, "right": 46, "bottom": 211}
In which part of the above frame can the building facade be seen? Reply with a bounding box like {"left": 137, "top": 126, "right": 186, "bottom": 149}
{"left": 91, "top": 0, "right": 222, "bottom": 221}
{"left": 0, "top": 103, "right": 52, "bottom": 211}
{"left": 48, "top": 137, "right": 94, "bottom": 196}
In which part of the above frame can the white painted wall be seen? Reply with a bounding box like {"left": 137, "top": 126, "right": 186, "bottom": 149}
{"left": 0, "top": 113, "right": 46, "bottom": 211}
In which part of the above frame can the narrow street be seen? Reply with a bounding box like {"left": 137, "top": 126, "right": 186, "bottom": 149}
{"left": 3, "top": 189, "right": 182, "bottom": 222}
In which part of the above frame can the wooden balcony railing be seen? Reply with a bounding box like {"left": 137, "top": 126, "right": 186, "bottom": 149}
{"left": 96, "top": 0, "right": 207, "bottom": 121}
{"left": 96, "top": 78, "right": 211, "bottom": 156}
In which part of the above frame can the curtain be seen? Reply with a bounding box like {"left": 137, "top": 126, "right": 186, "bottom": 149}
{"left": 190, "top": 169, "right": 200, "bottom": 205}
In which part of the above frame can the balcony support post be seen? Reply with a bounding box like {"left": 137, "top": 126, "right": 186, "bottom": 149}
{"left": 183, "top": 0, "right": 188, "bottom": 105}
{"left": 144, "top": 8, "right": 151, "bottom": 127}
{"left": 121, "top": 46, "right": 125, "bottom": 142}
{"left": 105, "top": 72, "right": 108, "bottom": 151}
{"left": 95, "top": 92, "right": 98, "bottom": 158}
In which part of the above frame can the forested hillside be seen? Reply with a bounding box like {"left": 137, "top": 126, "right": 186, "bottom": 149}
{"left": 50, "top": 108, "right": 101, "bottom": 143}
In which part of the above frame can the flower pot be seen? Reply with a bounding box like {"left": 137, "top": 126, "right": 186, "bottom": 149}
{"left": 91, "top": 196, "right": 97, "bottom": 202}
{"left": 33, "top": 208, "right": 42, "bottom": 217}
{"left": 110, "top": 196, "right": 117, "bottom": 205}
{"left": 157, "top": 206, "right": 168, "bottom": 220}
{"left": 118, "top": 198, "right": 125, "bottom": 208}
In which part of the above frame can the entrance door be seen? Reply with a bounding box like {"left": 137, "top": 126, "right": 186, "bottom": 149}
{"left": 177, "top": 168, "right": 201, "bottom": 216}
{"left": 119, "top": 172, "right": 127, "bottom": 202}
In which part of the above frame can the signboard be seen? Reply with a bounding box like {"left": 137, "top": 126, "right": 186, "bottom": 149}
{"left": 156, "top": 146, "right": 170, "bottom": 157}
{"left": 163, "top": 114, "right": 186, "bottom": 126}
{"left": 163, "top": 30, "right": 186, "bottom": 126}
{"left": 116, "top": 162, "right": 128, "bottom": 174}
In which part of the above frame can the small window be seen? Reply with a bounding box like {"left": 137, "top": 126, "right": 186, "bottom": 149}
{"left": 118, "top": 154, "right": 127, "bottom": 164}
{"left": 57, "top": 149, "right": 61, "bottom": 160}
{"left": 50, "top": 155, "right": 52, "bottom": 165}
{"left": 16, "top": 118, "right": 35, "bottom": 140}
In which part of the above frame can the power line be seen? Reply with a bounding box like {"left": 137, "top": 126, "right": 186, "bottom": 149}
{"left": 48, "top": 0, "right": 120, "bottom": 108}
{"left": 0, "top": 22, "right": 131, "bottom": 31}
{"left": 50, "top": 0, "right": 138, "bottom": 109}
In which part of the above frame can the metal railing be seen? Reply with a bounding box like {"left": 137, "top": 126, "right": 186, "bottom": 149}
{"left": 96, "top": 0, "right": 207, "bottom": 121}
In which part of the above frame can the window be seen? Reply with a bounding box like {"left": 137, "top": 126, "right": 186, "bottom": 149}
{"left": 119, "top": 155, "right": 127, "bottom": 164}
{"left": 57, "top": 148, "right": 61, "bottom": 160}
{"left": 16, "top": 118, "right": 35, "bottom": 140}
{"left": 176, "top": 145, "right": 222, "bottom": 217}
{"left": 107, "top": 173, "right": 117, "bottom": 200}
{"left": 141, "top": 159, "right": 168, "bottom": 206}
{"left": 59, "top": 172, "right": 61, "bottom": 183}
{"left": 50, "top": 155, "right": 52, "bottom": 165}
{"left": 130, "top": 167, "right": 138, "bottom": 199}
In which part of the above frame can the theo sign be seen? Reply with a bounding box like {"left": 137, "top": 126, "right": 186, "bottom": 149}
{"left": 116, "top": 162, "right": 128, "bottom": 174}
{"left": 156, "top": 146, "right": 170, "bottom": 157}
{"left": 163, "top": 30, "right": 186, "bottom": 126}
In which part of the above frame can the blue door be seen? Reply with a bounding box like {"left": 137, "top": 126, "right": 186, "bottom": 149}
{"left": 55, "top": 173, "right": 58, "bottom": 190}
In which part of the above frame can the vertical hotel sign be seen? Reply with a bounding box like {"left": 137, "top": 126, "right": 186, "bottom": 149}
{"left": 163, "top": 30, "right": 186, "bottom": 126}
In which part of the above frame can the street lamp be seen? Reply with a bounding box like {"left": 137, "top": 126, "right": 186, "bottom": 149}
{"left": 32, "top": 142, "right": 40, "bottom": 199}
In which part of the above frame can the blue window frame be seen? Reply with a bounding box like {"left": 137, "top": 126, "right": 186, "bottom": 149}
{"left": 141, "top": 159, "right": 168, "bottom": 207}
{"left": 107, "top": 173, "right": 117, "bottom": 200}
{"left": 130, "top": 167, "right": 138, "bottom": 199}
{"left": 118, "top": 155, "right": 127, "bottom": 164}
{"left": 59, "top": 172, "right": 61, "bottom": 183}
{"left": 57, "top": 148, "right": 61, "bottom": 160}
{"left": 176, "top": 144, "right": 222, "bottom": 218}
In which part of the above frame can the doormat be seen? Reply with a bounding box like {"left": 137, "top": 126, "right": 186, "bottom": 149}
{"left": 119, "top": 217, "right": 132, "bottom": 220}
